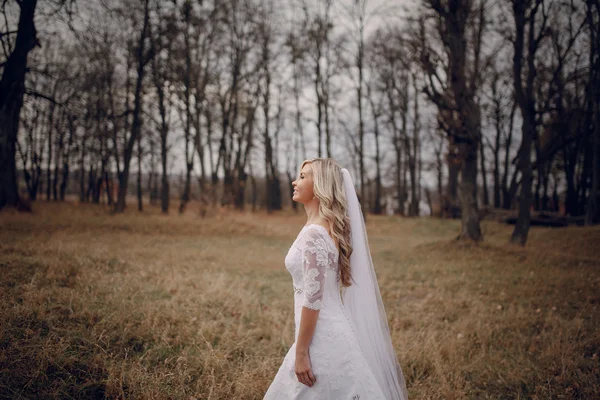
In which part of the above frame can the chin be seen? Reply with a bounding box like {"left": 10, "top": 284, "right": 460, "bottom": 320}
{"left": 292, "top": 194, "right": 303, "bottom": 204}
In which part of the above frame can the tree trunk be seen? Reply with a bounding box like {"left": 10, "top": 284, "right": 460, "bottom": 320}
{"left": 395, "top": 141, "right": 405, "bottom": 215}
{"left": 0, "top": 0, "right": 39, "bottom": 210}
{"left": 511, "top": 115, "right": 535, "bottom": 244}
{"left": 151, "top": 35, "right": 171, "bottom": 214}
{"left": 357, "top": 41, "right": 366, "bottom": 217}
{"left": 292, "top": 58, "right": 306, "bottom": 162}
{"left": 104, "top": 171, "right": 113, "bottom": 206}
{"left": 137, "top": 130, "right": 143, "bottom": 212}
{"left": 194, "top": 110, "right": 206, "bottom": 199}
{"left": 510, "top": 0, "right": 545, "bottom": 245}
{"left": 79, "top": 136, "right": 87, "bottom": 203}
{"left": 446, "top": 144, "right": 460, "bottom": 218}
{"left": 59, "top": 115, "right": 75, "bottom": 201}
{"left": 115, "top": 0, "right": 151, "bottom": 213}
{"left": 367, "top": 82, "right": 383, "bottom": 215}
{"left": 541, "top": 164, "right": 550, "bottom": 211}
{"left": 161, "top": 131, "right": 169, "bottom": 213}
{"left": 502, "top": 101, "right": 518, "bottom": 209}
{"left": 206, "top": 106, "right": 218, "bottom": 207}
{"left": 420, "top": 0, "right": 482, "bottom": 239}
{"left": 87, "top": 166, "right": 95, "bottom": 203}
{"left": 373, "top": 110, "right": 382, "bottom": 215}
{"left": 586, "top": 119, "right": 599, "bottom": 224}
{"left": 148, "top": 137, "right": 156, "bottom": 206}
{"left": 262, "top": 36, "right": 277, "bottom": 213}
{"left": 52, "top": 114, "right": 62, "bottom": 201}
{"left": 490, "top": 73, "right": 502, "bottom": 208}
{"left": 585, "top": 0, "right": 600, "bottom": 225}
{"left": 315, "top": 52, "right": 323, "bottom": 158}
{"left": 409, "top": 75, "right": 421, "bottom": 217}
{"left": 458, "top": 140, "right": 482, "bottom": 240}
{"left": 435, "top": 132, "right": 444, "bottom": 217}
{"left": 250, "top": 161, "right": 257, "bottom": 212}
{"left": 45, "top": 104, "right": 55, "bottom": 201}
{"left": 479, "top": 125, "right": 489, "bottom": 207}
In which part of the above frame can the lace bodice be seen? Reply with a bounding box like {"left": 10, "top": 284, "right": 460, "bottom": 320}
{"left": 284, "top": 224, "right": 339, "bottom": 311}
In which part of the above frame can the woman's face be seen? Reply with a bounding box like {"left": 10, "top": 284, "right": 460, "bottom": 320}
{"left": 292, "top": 163, "right": 314, "bottom": 204}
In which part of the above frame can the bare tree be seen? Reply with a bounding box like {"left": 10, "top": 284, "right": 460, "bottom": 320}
{"left": 418, "top": 0, "right": 488, "bottom": 240}
{"left": 284, "top": 15, "right": 308, "bottom": 210}
{"left": 409, "top": 70, "right": 422, "bottom": 216}
{"left": 585, "top": 0, "right": 600, "bottom": 224}
{"left": 177, "top": 0, "right": 196, "bottom": 214}
{"left": 114, "top": 0, "right": 154, "bottom": 213}
{"left": 0, "top": 0, "right": 39, "bottom": 210}
{"left": 17, "top": 95, "right": 44, "bottom": 201}
{"left": 150, "top": 2, "right": 177, "bottom": 213}
{"left": 302, "top": 0, "right": 335, "bottom": 159}
{"left": 509, "top": 0, "right": 549, "bottom": 245}
{"left": 370, "top": 26, "right": 410, "bottom": 215}
{"left": 365, "top": 70, "right": 383, "bottom": 214}
{"left": 342, "top": 0, "right": 396, "bottom": 215}
{"left": 214, "top": 0, "right": 258, "bottom": 208}
{"left": 258, "top": 2, "right": 282, "bottom": 212}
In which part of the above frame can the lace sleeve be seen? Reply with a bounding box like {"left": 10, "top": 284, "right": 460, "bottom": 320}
{"left": 300, "top": 227, "right": 332, "bottom": 310}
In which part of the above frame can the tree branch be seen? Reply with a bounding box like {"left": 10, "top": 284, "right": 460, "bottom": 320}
{"left": 24, "top": 90, "right": 61, "bottom": 105}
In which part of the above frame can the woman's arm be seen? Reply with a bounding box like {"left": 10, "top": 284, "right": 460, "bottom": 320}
{"left": 295, "top": 307, "right": 319, "bottom": 387}
{"left": 294, "top": 227, "right": 330, "bottom": 387}
{"left": 296, "top": 307, "right": 319, "bottom": 354}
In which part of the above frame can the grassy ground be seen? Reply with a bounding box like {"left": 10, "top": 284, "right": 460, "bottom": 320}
{"left": 0, "top": 201, "right": 599, "bottom": 399}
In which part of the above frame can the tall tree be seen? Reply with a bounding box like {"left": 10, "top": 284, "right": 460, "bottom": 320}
{"left": 509, "top": 0, "right": 548, "bottom": 245}
{"left": 114, "top": 0, "right": 153, "bottom": 213}
{"left": 366, "top": 72, "right": 383, "bottom": 214}
{"left": 370, "top": 26, "right": 410, "bottom": 215}
{"left": 303, "top": 0, "right": 334, "bottom": 159}
{"left": 0, "top": 0, "right": 39, "bottom": 210}
{"left": 177, "top": 0, "right": 196, "bottom": 214}
{"left": 258, "top": 2, "right": 282, "bottom": 212}
{"left": 150, "top": 2, "right": 176, "bottom": 214}
{"left": 585, "top": 0, "right": 600, "bottom": 224}
{"left": 419, "top": 0, "right": 486, "bottom": 240}
{"left": 409, "top": 70, "right": 422, "bottom": 216}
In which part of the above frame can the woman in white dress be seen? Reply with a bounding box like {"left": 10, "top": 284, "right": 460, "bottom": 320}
{"left": 264, "top": 158, "right": 408, "bottom": 400}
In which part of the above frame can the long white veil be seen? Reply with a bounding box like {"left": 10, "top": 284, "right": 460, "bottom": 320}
{"left": 340, "top": 167, "right": 409, "bottom": 400}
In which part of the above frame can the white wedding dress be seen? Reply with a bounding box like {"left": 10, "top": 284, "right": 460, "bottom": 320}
{"left": 264, "top": 224, "right": 388, "bottom": 399}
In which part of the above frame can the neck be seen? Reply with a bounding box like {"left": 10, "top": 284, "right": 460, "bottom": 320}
{"left": 304, "top": 198, "right": 320, "bottom": 224}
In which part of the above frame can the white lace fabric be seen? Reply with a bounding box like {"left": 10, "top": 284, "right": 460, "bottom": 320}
{"left": 298, "top": 225, "right": 337, "bottom": 310}
{"left": 264, "top": 224, "right": 388, "bottom": 399}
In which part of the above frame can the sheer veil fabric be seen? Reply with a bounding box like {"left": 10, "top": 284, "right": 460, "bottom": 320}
{"left": 340, "top": 168, "right": 409, "bottom": 400}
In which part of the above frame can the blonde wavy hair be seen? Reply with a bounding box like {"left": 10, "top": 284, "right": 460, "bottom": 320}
{"left": 301, "top": 158, "right": 353, "bottom": 287}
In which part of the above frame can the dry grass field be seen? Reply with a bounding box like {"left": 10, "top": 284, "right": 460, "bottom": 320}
{"left": 1, "top": 201, "right": 599, "bottom": 399}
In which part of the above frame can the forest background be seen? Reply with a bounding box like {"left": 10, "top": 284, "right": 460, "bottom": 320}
{"left": 1, "top": 0, "right": 599, "bottom": 398}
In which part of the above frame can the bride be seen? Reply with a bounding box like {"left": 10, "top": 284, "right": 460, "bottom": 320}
{"left": 264, "top": 158, "right": 408, "bottom": 400}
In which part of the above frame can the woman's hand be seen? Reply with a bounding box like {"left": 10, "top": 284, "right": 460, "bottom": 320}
{"left": 295, "top": 350, "right": 316, "bottom": 387}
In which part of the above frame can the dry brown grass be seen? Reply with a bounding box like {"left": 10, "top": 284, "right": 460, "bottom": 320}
{"left": 1, "top": 201, "right": 599, "bottom": 399}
